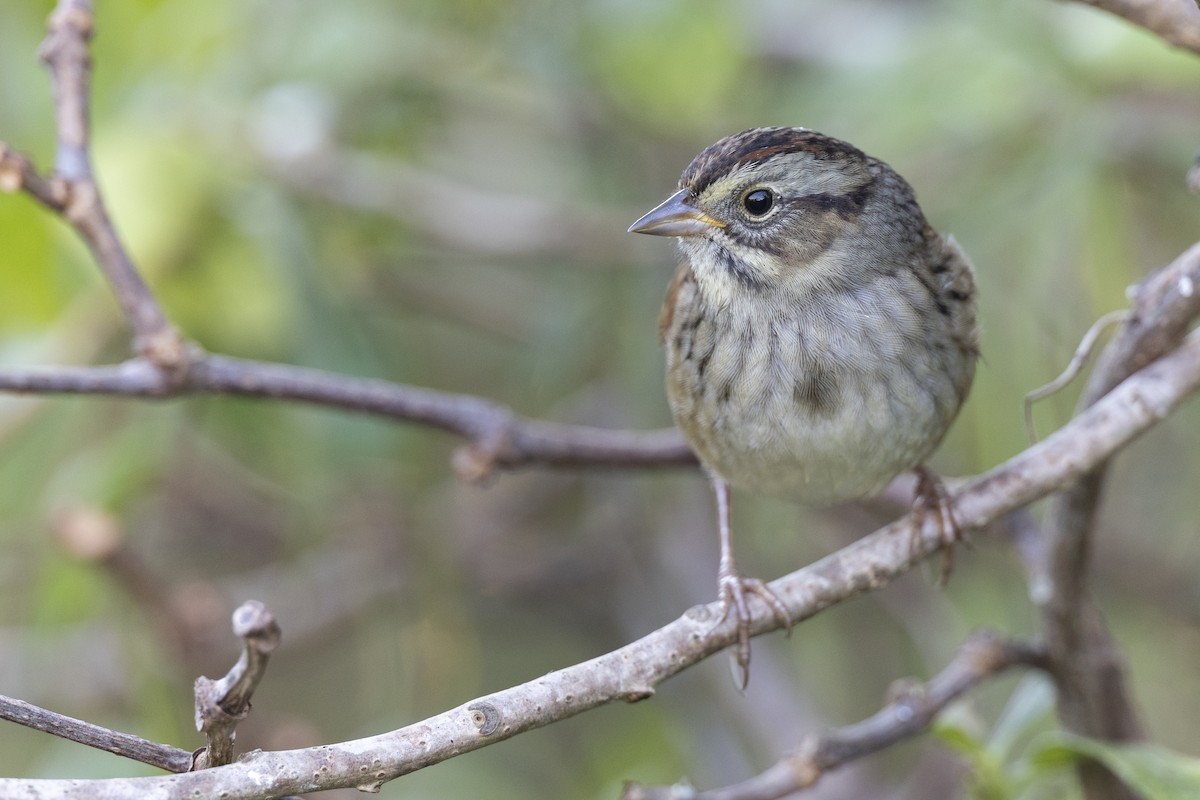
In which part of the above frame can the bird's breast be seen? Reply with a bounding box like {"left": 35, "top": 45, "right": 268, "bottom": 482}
{"left": 663, "top": 270, "right": 970, "bottom": 505}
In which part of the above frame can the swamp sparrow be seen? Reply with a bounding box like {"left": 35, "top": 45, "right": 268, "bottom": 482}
{"left": 629, "top": 127, "right": 979, "bottom": 685}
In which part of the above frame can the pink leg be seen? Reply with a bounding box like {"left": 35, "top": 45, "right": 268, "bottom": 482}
{"left": 712, "top": 476, "right": 791, "bottom": 688}
{"left": 911, "top": 465, "right": 962, "bottom": 585}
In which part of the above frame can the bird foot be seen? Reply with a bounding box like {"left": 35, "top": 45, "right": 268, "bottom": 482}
{"left": 911, "top": 465, "right": 962, "bottom": 585}
{"left": 715, "top": 571, "right": 792, "bottom": 689}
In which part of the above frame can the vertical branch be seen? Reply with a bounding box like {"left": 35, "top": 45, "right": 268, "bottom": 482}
{"left": 35, "top": 0, "right": 184, "bottom": 368}
{"left": 193, "top": 601, "right": 282, "bottom": 770}
{"left": 1040, "top": 244, "right": 1200, "bottom": 799}
{"left": 39, "top": 0, "right": 92, "bottom": 181}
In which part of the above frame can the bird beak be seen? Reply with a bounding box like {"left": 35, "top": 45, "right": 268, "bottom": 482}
{"left": 628, "top": 189, "right": 725, "bottom": 237}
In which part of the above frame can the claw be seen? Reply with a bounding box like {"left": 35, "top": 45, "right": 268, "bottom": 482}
{"left": 716, "top": 573, "right": 792, "bottom": 689}
{"left": 911, "top": 465, "right": 962, "bottom": 585}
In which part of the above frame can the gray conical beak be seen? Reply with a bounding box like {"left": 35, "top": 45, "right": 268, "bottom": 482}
{"left": 628, "top": 189, "right": 725, "bottom": 237}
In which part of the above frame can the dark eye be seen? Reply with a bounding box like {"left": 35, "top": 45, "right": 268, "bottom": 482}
{"left": 742, "top": 188, "right": 775, "bottom": 217}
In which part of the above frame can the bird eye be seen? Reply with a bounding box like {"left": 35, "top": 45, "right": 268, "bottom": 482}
{"left": 742, "top": 188, "right": 775, "bottom": 217}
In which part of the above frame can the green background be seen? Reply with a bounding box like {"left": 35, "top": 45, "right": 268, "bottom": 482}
{"left": 1, "top": 1, "right": 1198, "bottom": 797}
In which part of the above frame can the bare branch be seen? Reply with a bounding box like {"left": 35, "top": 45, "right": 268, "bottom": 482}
{"left": 623, "top": 632, "right": 1049, "bottom": 800}
{"left": 0, "top": 352, "right": 696, "bottom": 474}
{"left": 0, "top": 695, "right": 192, "bottom": 774}
{"left": 1041, "top": 243, "right": 1200, "bottom": 731}
{"left": 0, "top": 246, "right": 1186, "bottom": 479}
{"left": 0, "top": 603, "right": 295, "bottom": 799}
{"left": 29, "top": 0, "right": 182, "bottom": 366}
{"left": 0, "top": 322, "right": 1198, "bottom": 798}
{"left": 1062, "top": 0, "right": 1200, "bottom": 54}
{"left": 1034, "top": 244, "right": 1200, "bottom": 799}
{"left": 193, "top": 602, "right": 282, "bottom": 770}
{"left": 1044, "top": 243, "right": 1200, "bottom": 612}
{"left": 0, "top": 144, "right": 68, "bottom": 208}
{"left": 1088, "top": 242, "right": 1200, "bottom": 398}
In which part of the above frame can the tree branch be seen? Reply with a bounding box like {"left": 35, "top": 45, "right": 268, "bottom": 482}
{"left": 193, "top": 602, "right": 282, "bottom": 770}
{"left": 0, "top": 145, "right": 67, "bottom": 208}
{"left": 0, "top": 320, "right": 1197, "bottom": 799}
{"left": 1039, "top": 243, "right": 1200, "bottom": 799}
{"left": 1062, "top": 0, "right": 1200, "bottom": 54}
{"left": 1048, "top": 242, "right": 1200, "bottom": 627}
{"left": 27, "top": 0, "right": 183, "bottom": 366}
{"left": 0, "top": 604, "right": 300, "bottom": 800}
{"left": 622, "top": 632, "right": 1049, "bottom": 800}
{"left": 0, "top": 695, "right": 192, "bottom": 775}
{"left": 0, "top": 352, "right": 696, "bottom": 475}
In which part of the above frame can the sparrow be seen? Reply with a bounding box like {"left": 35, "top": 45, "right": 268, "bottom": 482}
{"left": 629, "top": 127, "right": 979, "bottom": 685}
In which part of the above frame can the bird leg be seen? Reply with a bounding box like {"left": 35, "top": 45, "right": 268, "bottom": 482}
{"left": 711, "top": 476, "right": 792, "bottom": 688}
{"left": 911, "top": 465, "right": 962, "bottom": 585}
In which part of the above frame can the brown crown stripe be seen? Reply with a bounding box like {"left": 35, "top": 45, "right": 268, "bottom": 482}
{"left": 681, "top": 127, "right": 868, "bottom": 195}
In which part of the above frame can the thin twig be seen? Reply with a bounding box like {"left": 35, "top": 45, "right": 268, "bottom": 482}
{"left": 0, "top": 144, "right": 67, "bottom": 208}
{"left": 1024, "top": 309, "right": 1131, "bottom": 445}
{"left": 0, "top": 695, "right": 192, "bottom": 774}
{"left": 0, "top": 604, "right": 295, "bottom": 800}
{"left": 1, "top": 325, "right": 1198, "bottom": 799}
{"left": 623, "top": 632, "right": 1049, "bottom": 800}
{"left": 193, "top": 602, "right": 282, "bottom": 770}
{"left": 1063, "top": 0, "right": 1200, "bottom": 54}
{"left": 0, "top": 352, "right": 697, "bottom": 474}
{"left": 32, "top": 0, "right": 182, "bottom": 366}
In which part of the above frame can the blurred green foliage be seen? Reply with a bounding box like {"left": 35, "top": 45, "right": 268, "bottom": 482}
{"left": 940, "top": 680, "right": 1200, "bottom": 800}
{"left": 1, "top": 1, "right": 1199, "bottom": 797}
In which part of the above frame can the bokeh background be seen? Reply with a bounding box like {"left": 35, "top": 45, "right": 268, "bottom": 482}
{"left": 1, "top": 1, "right": 1198, "bottom": 798}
